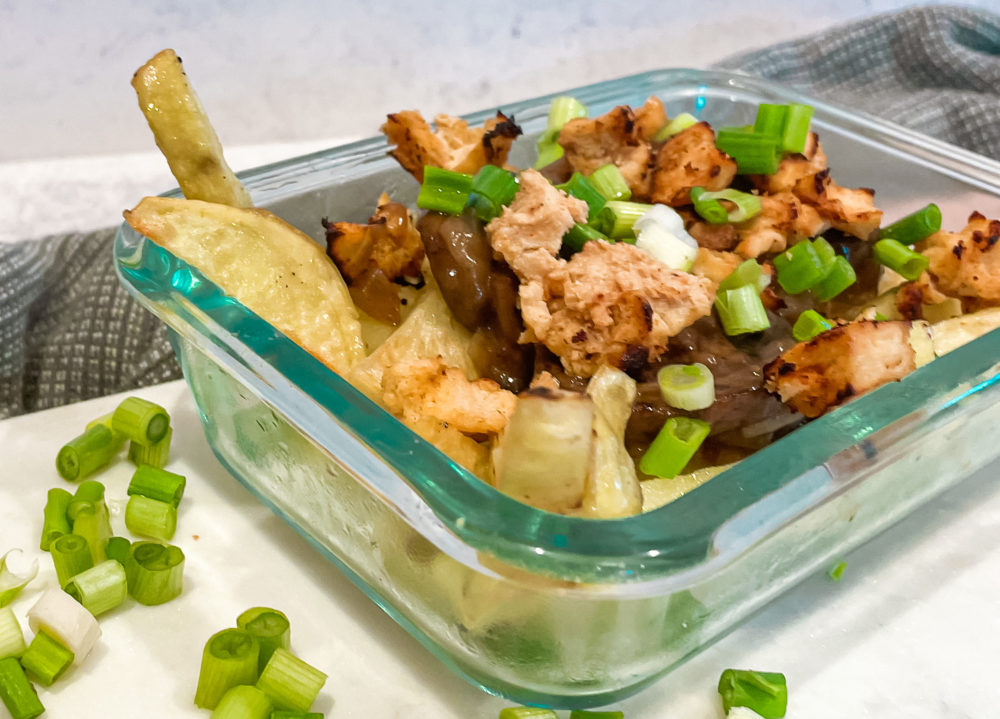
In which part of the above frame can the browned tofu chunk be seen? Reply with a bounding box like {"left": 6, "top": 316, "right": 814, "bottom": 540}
{"left": 752, "top": 132, "right": 827, "bottom": 193}
{"left": 633, "top": 96, "right": 668, "bottom": 141}
{"left": 558, "top": 104, "right": 653, "bottom": 196}
{"left": 734, "top": 192, "right": 826, "bottom": 258}
{"left": 793, "top": 169, "right": 882, "bottom": 239}
{"left": 763, "top": 320, "right": 918, "bottom": 418}
{"left": 921, "top": 212, "right": 1000, "bottom": 306}
{"left": 650, "top": 122, "right": 737, "bottom": 206}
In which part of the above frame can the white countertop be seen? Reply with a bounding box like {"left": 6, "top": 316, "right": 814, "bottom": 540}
{"left": 1, "top": 381, "right": 999, "bottom": 719}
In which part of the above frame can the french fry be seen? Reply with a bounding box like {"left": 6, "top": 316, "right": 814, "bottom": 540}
{"left": 132, "top": 49, "right": 252, "bottom": 208}
{"left": 124, "top": 196, "right": 364, "bottom": 375}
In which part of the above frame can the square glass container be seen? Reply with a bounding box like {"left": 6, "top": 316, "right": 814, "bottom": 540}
{"left": 114, "top": 69, "right": 1000, "bottom": 708}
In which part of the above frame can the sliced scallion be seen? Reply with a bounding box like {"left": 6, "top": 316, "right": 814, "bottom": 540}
{"left": 128, "top": 426, "right": 172, "bottom": 468}
{"left": 64, "top": 560, "right": 127, "bottom": 617}
{"left": 256, "top": 647, "right": 327, "bottom": 713}
{"left": 416, "top": 166, "right": 474, "bottom": 215}
{"left": 556, "top": 172, "right": 606, "bottom": 222}
{"left": 562, "top": 223, "right": 611, "bottom": 253}
{"left": 67, "top": 479, "right": 105, "bottom": 521}
{"left": 210, "top": 685, "right": 273, "bottom": 719}
{"left": 691, "top": 187, "right": 762, "bottom": 224}
{"left": 718, "top": 259, "right": 769, "bottom": 295}
{"left": 780, "top": 103, "right": 814, "bottom": 153}
{"left": 657, "top": 363, "right": 716, "bottom": 411}
{"left": 828, "top": 560, "right": 847, "bottom": 581}
{"left": 128, "top": 465, "right": 186, "bottom": 508}
{"left": 195, "top": 628, "right": 261, "bottom": 710}
{"left": 0, "top": 656, "right": 44, "bottom": 719}
{"left": 468, "top": 165, "right": 520, "bottom": 222}
{"left": 872, "top": 238, "right": 930, "bottom": 281}
{"left": 718, "top": 669, "right": 788, "bottom": 719}
{"left": 26, "top": 588, "right": 101, "bottom": 666}
{"left": 126, "top": 541, "right": 185, "bottom": 605}
{"left": 773, "top": 241, "right": 827, "bottom": 294}
{"left": 715, "top": 129, "right": 781, "bottom": 175}
{"left": 125, "top": 495, "right": 178, "bottom": 541}
{"left": 812, "top": 255, "right": 857, "bottom": 301}
{"left": 0, "top": 607, "right": 26, "bottom": 661}
{"left": 569, "top": 712, "right": 624, "bottom": 719}
{"left": 715, "top": 284, "right": 770, "bottom": 336}
{"left": 653, "top": 112, "right": 698, "bottom": 142}
{"left": 69, "top": 504, "right": 111, "bottom": 564}
{"left": 753, "top": 103, "right": 787, "bottom": 139}
{"left": 634, "top": 221, "right": 698, "bottom": 271}
{"left": 639, "top": 417, "right": 711, "bottom": 479}
{"left": 270, "top": 712, "right": 323, "bottom": 719}
{"left": 84, "top": 412, "right": 127, "bottom": 451}
{"left": 792, "top": 310, "right": 834, "bottom": 342}
{"left": 112, "top": 396, "right": 171, "bottom": 446}
{"left": 56, "top": 424, "right": 120, "bottom": 482}
{"left": 104, "top": 537, "right": 132, "bottom": 567}
{"left": 0, "top": 550, "right": 38, "bottom": 608}
{"left": 499, "top": 709, "right": 558, "bottom": 719}
{"left": 50, "top": 534, "right": 93, "bottom": 589}
{"left": 20, "top": 630, "right": 74, "bottom": 686}
{"left": 588, "top": 163, "right": 631, "bottom": 201}
{"left": 40, "top": 488, "right": 72, "bottom": 551}
{"left": 534, "top": 96, "right": 587, "bottom": 169}
{"left": 237, "top": 607, "right": 291, "bottom": 674}
{"left": 878, "top": 203, "right": 942, "bottom": 245}
{"left": 593, "top": 200, "right": 654, "bottom": 238}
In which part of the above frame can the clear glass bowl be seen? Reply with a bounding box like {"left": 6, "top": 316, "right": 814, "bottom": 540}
{"left": 114, "top": 68, "right": 1000, "bottom": 708}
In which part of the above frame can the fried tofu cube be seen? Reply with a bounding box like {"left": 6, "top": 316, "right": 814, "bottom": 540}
{"left": 557, "top": 104, "right": 653, "bottom": 196}
{"left": 921, "top": 212, "right": 1000, "bottom": 306}
{"left": 793, "top": 168, "right": 882, "bottom": 239}
{"left": 650, "top": 122, "right": 737, "bottom": 206}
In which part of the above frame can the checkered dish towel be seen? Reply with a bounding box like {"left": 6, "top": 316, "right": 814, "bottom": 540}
{"left": 1, "top": 4, "right": 998, "bottom": 418}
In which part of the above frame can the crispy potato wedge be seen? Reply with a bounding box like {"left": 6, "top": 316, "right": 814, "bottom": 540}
{"left": 124, "top": 196, "right": 364, "bottom": 374}
{"left": 132, "top": 49, "right": 252, "bottom": 208}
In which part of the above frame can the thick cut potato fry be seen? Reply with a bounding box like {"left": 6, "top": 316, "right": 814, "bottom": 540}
{"left": 124, "top": 196, "right": 364, "bottom": 375}
{"left": 132, "top": 49, "right": 252, "bottom": 208}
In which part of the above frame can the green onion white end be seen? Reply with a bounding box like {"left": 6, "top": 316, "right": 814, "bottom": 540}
{"left": 26, "top": 588, "right": 100, "bottom": 666}
{"left": 633, "top": 204, "right": 698, "bottom": 271}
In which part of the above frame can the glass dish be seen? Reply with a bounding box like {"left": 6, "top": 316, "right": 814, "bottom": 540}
{"left": 114, "top": 68, "right": 1000, "bottom": 708}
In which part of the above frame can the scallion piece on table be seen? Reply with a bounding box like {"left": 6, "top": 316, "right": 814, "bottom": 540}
{"left": 828, "top": 560, "right": 847, "bottom": 581}
{"left": 237, "top": 607, "right": 291, "bottom": 674}
{"left": 468, "top": 165, "right": 520, "bottom": 222}
{"left": 26, "top": 588, "right": 101, "bottom": 666}
{"left": 878, "top": 203, "right": 941, "bottom": 244}
{"left": 812, "top": 255, "right": 857, "bottom": 301}
{"left": 64, "top": 560, "right": 127, "bottom": 617}
{"left": 128, "top": 426, "right": 172, "bottom": 468}
{"left": 657, "top": 363, "right": 716, "bottom": 411}
{"left": 872, "top": 238, "right": 930, "bottom": 281}
{"left": 84, "top": 412, "right": 127, "bottom": 451}
{"left": 271, "top": 712, "right": 324, "bottom": 719}
{"left": 0, "top": 550, "right": 38, "bottom": 609}
{"left": 715, "top": 284, "right": 770, "bottom": 336}
{"left": 773, "top": 241, "right": 827, "bottom": 294}
{"left": 256, "top": 647, "right": 327, "bottom": 713}
{"left": 556, "top": 172, "right": 607, "bottom": 222}
{"left": 125, "top": 495, "right": 178, "bottom": 541}
{"left": 20, "top": 630, "right": 74, "bottom": 687}
{"left": 50, "top": 534, "right": 93, "bottom": 589}
{"left": 792, "top": 310, "right": 834, "bottom": 342}
{"left": 652, "top": 112, "right": 699, "bottom": 142}
{"left": 563, "top": 223, "right": 611, "bottom": 253}
{"left": 128, "top": 465, "right": 186, "bottom": 508}
{"left": 499, "top": 709, "right": 558, "bottom": 719}
{"left": 569, "top": 712, "right": 625, "bottom": 719}
{"left": 592, "top": 200, "right": 653, "bottom": 238}
{"left": 718, "top": 259, "right": 769, "bottom": 294}
{"left": 0, "top": 607, "right": 26, "bottom": 660}
{"left": 126, "top": 541, "right": 185, "bottom": 606}
{"left": 67, "top": 479, "right": 105, "bottom": 521}
{"left": 691, "top": 187, "right": 762, "bottom": 224}
{"left": 210, "top": 685, "right": 273, "bottom": 719}
{"left": 588, "top": 163, "right": 631, "bottom": 201}
{"left": 0, "top": 656, "right": 44, "bottom": 719}
{"left": 639, "top": 417, "right": 711, "bottom": 479}
{"left": 104, "top": 536, "right": 132, "bottom": 567}
{"left": 112, "top": 396, "right": 171, "bottom": 446}
{"left": 715, "top": 129, "right": 781, "bottom": 175}
{"left": 718, "top": 669, "right": 788, "bottom": 719}
{"left": 55, "top": 424, "right": 120, "bottom": 481}
{"left": 780, "top": 103, "right": 814, "bottom": 153}
{"left": 534, "top": 96, "right": 588, "bottom": 169}
{"left": 195, "top": 628, "right": 261, "bottom": 710}
{"left": 416, "top": 166, "right": 474, "bottom": 215}
{"left": 40, "top": 488, "right": 72, "bottom": 551}
{"left": 70, "top": 504, "right": 111, "bottom": 564}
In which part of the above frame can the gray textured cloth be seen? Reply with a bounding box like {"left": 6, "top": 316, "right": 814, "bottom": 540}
{"left": 1, "top": 4, "right": 999, "bottom": 418}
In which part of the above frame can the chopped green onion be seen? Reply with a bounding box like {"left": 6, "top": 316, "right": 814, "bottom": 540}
{"left": 238, "top": 607, "right": 291, "bottom": 674}
{"left": 534, "top": 141, "right": 565, "bottom": 170}
{"left": 468, "top": 165, "right": 520, "bottom": 222}
{"left": 416, "top": 166, "right": 474, "bottom": 215}
{"left": 128, "top": 465, "right": 186, "bottom": 508}
{"left": 792, "top": 310, "right": 834, "bottom": 342}
{"left": 0, "top": 608, "right": 26, "bottom": 660}
{"left": 112, "top": 396, "right": 171, "bottom": 446}
{"left": 812, "top": 255, "right": 857, "bottom": 301}
{"left": 256, "top": 647, "right": 327, "bottom": 713}
{"left": 534, "top": 96, "right": 587, "bottom": 169}
{"left": 653, "top": 112, "right": 698, "bottom": 142}
{"left": 26, "top": 588, "right": 100, "bottom": 666}
{"left": 715, "top": 284, "right": 770, "bottom": 336}
{"left": 593, "top": 200, "right": 654, "bottom": 238}
{"left": 828, "top": 560, "right": 847, "bottom": 581}
{"left": 67, "top": 479, "right": 105, "bottom": 520}
{"left": 104, "top": 537, "right": 132, "bottom": 567}
{"left": 878, "top": 203, "right": 942, "bottom": 244}
{"left": 84, "top": 412, "right": 127, "bottom": 451}
{"left": 556, "top": 172, "right": 606, "bottom": 222}
{"left": 70, "top": 504, "right": 110, "bottom": 564}
{"left": 657, "top": 363, "right": 716, "bottom": 411}
{"left": 634, "top": 221, "right": 698, "bottom": 270}
{"left": 195, "top": 628, "right": 261, "bottom": 710}
{"left": 271, "top": 713, "right": 323, "bottom": 719}
{"left": 691, "top": 187, "right": 762, "bottom": 224}
{"left": 780, "top": 103, "right": 814, "bottom": 153}
{"left": 640, "top": 417, "right": 711, "bottom": 479}
{"left": 56, "top": 424, "right": 120, "bottom": 481}
{"left": 563, "top": 223, "right": 611, "bottom": 253}
{"left": 128, "top": 426, "right": 172, "bottom": 468}
{"left": 64, "top": 560, "right": 127, "bottom": 617}
{"left": 588, "top": 163, "right": 631, "bottom": 201}
{"left": 718, "top": 669, "right": 788, "bottom": 719}
{"left": 126, "top": 541, "right": 185, "bottom": 606}
{"left": 811, "top": 236, "right": 837, "bottom": 271}
{"left": 210, "top": 685, "right": 272, "bottom": 719}
{"left": 20, "top": 630, "right": 74, "bottom": 687}
{"left": 715, "top": 129, "right": 781, "bottom": 175}
{"left": 872, "top": 239, "right": 930, "bottom": 281}
{"left": 874, "top": 312, "right": 890, "bottom": 322}
{"left": 753, "top": 103, "right": 787, "bottom": 139}
{"left": 772, "top": 241, "right": 827, "bottom": 294}
{"left": 125, "top": 495, "right": 178, "bottom": 541}
{"left": 499, "top": 709, "right": 557, "bottom": 719}
{"left": 569, "top": 712, "right": 624, "bottom": 719}
{"left": 40, "top": 488, "right": 72, "bottom": 551}
{"left": 0, "top": 656, "right": 44, "bottom": 719}
{"left": 718, "top": 259, "right": 769, "bottom": 294}
{"left": 50, "top": 534, "right": 94, "bottom": 588}
{"left": 0, "top": 550, "right": 38, "bottom": 608}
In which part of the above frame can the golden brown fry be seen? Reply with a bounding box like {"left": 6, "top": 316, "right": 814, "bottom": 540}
{"left": 124, "top": 196, "right": 364, "bottom": 374}
{"left": 132, "top": 49, "right": 252, "bottom": 208}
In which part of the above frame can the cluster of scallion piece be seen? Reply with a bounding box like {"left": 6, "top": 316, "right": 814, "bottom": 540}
{"left": 0, "top": 396, "right": 186, "bottom": 719}
{"left": 194, "top": 607, "right": 327, "bottom": 719}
